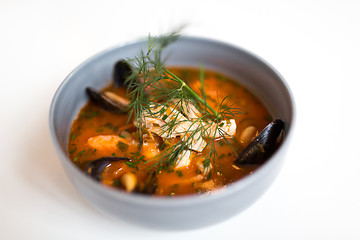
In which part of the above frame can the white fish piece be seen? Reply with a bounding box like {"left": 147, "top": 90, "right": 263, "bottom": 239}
{"left": 183, "top": 130, "right": 207, "bottom": 152}
{"left": 137, "top": 104, "right": 208, "bottom": 152}
{"left": 134, "top": 104, "right": 237, "bottom": 153}
{"left": 184, "top": 102, "right": 201, "bottom": 119}
{"left": 174, "top": 150, "right": 192, "bottom": 169}
{"left": 195, "top": 158, "right": 212, "bottom": 176}
{"left": 172, "top": 99, "right": 202, "bottom": 119}
{"left": 206, "top": 119, "right": 237, "bottom": 138}
{"left": 146, "top": 104, "right": 187, "bottom": 122}
{"left": 170, "top": 118, "right": 207, "bottom": 152}
{"left": 221, "top": 119, "right": 237, "bottom": 136}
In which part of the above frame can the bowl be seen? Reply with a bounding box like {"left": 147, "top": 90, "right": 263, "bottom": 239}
{"left": 49, "top": 36, "right": 295, "bottom": 230}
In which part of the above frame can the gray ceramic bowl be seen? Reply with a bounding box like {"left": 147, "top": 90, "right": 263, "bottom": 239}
{"left": 49, "top": 36, "right": 295, "bottom": 230}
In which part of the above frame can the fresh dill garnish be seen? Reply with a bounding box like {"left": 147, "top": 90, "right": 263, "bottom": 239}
{"left": 113, "top": 179, "right": 121, "bottom": 187}
{"left": 125, "top": 161, "right": 138, "bottom": 170}
{"left": 176, "top": 170, "right": 183, "bottom": 177}
{"left": 69, "top": 147, "right": 77, "bottom": 154}
{"left": 80, "top": 109, "right": 100, "bottom": 119}
{"left": 139, "top": 155, "right": 146, "bottom": 162}
{"left": 77, "top": 150, "right": 85, "bottom": 156}
{"left": 104, "top": 122, "right": 118, "bottom": 132}
{"left": 116, "top": 141, "right": 129, "bottom": 152}
{"left": 124, "top": 30, "right": 242, "bottom": 173}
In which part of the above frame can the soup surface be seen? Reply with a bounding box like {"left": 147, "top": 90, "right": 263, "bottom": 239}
{"left": 68, "top": 67, "right": 272, "bottom": 196}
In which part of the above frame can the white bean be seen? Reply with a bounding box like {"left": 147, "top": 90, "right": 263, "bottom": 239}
{"left": 240, "top": 126, "right": 257, "bottom": 146}
{"left": 120, "top": 173, "right": 137, "bottom": 192}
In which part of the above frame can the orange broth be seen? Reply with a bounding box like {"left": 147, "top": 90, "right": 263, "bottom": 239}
{"left": 68, "top": 67, "right": 272, "bottom": 196}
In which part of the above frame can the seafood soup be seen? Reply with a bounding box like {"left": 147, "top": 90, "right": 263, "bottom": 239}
{"left": 68, "top": 64, "right": 283, "bottom": 196}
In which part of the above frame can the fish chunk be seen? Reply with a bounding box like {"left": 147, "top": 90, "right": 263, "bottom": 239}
{"left": 87, "top": 135, "right": 123, "bottom": 151}
{"left": 174, "top": 150, "right": 192, "bottom": 169}
{"left": 207, "top": 119, "right": 237, "bottom": 138}
{"left": 135, "top": 104, "right": 208, "bottom": 152}
{"left": 87, "top": 135, "right": 138, "bottom": 153}
{"left": 134, "top": 104, "right": 237, "bottom": 153}
{"left": 171, "top": 99, "right": 201, "bottom": 119}
{"left": 141, "top": 139, "right": 161, "bottom": 160}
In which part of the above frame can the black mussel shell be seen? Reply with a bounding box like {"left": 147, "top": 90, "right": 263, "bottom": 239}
{"left": 234, "top": 119, "right": 284, "bottom": 166}
{"left": 137, "top": 171, "right": 158, "bottom": 194}
{"left": 85, "top": 157, "right": 130, "bottom": 181}
{"left": 86, "top": 87, "right": 128, "bottom": 114}
{"left": 113, "top": 60, "right": 133, "bottom": 87}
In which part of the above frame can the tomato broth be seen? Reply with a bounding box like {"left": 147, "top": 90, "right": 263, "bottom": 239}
{"left": 68, "top": 67, "right": 272, "bottom": 196}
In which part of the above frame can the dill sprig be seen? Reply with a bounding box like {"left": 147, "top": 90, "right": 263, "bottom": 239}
{"left": 125, "top": 31, "right": 242, "bottom": 173}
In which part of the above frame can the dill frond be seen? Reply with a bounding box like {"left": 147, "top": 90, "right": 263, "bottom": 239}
{"left": 124, "top": 31, "right": 242, "bottom": 172}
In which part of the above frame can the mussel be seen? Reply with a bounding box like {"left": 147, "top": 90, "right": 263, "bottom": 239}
{"left": 86, "top": 87, "right": 130, "bottom": 113}
{"left": 113, "top": 60, "right": 133, "bottom": 87}
{"left": 85, "top": 157, "right": 130, "bottom": 181}
{"left": 234, "top": 119, "right": 284, "bottom": 166}
{"left": 138, "top": 171, "right": 158, "bottom": 194}
{"left": 85, "top": 157, "right": 158, "bottom": 194}
{"left": 86, "top": 60, "right": 133, "bottom": 113}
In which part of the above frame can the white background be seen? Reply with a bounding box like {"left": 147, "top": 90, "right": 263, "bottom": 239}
{"left": 1, "top": 0, "right": 359, "bottom": 239}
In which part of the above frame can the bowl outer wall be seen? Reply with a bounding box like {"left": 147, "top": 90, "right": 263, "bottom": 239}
{"left": 49, "top": 36, "right": 296, "bottom": 230}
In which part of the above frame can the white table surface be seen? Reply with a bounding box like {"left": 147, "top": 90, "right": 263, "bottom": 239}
{"left": 1, "top": 0, "right": 359, "bottom": 239}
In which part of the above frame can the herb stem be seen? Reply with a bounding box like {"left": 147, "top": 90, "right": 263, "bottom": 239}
{"left": 126, "top": 32, "right": 241, "bottom": 172}
{"left": 164, "top": 69, "right": 220, "bottom": 119}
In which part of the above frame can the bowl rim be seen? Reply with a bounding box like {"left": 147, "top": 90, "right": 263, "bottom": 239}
{"left": 49, "top": 35, "right": 296, "bottom": 207}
